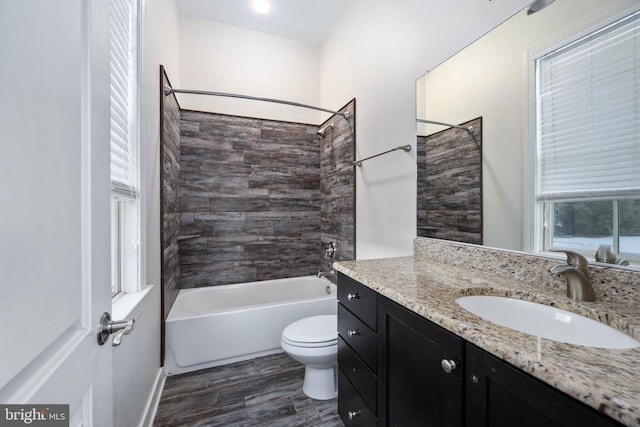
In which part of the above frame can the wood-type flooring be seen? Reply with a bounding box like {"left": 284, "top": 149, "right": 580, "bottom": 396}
{"left": 154, "top": 353, "right": 344, "bottom": 427}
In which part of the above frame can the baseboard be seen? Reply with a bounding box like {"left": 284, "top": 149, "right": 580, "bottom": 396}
{"left": 139, "top": 367, "right": 166, "bottom": 427}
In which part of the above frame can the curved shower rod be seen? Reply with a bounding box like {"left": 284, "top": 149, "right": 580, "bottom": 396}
{"left": 163, "top": 85, "right": 351, "bottom": 120}
{"left": 416, "top": 118, "right": 475, "bottom": 135}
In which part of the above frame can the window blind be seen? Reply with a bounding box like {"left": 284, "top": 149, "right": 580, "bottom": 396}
{"left": 109, "top": 0, "right": 137, "bottom": 198}
{"left": 536, "top": 10, "right": 640, "bottom": 202}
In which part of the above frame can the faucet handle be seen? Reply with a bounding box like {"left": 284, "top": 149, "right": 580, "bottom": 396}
{"left": 552, "top": 250, "right": 589, "bottom": 274}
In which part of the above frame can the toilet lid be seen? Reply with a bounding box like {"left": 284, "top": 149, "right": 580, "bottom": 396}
{"left": 282, "top": 315, "right": 337, "bottom": 345}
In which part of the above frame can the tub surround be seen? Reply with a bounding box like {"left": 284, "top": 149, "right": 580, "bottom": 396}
{"left": 160, "top": 66, "right": 182, "bottom": 320}
{"left": 172, "top": 100, "right": 355, "bottom": 288}
{"left": 320, "top": 100, "right": 356, "bottom": 274}
{"left": 178, "top": 111, "right": 323, "bottom": 287}
{"left": 334, "top": 238, "right": 640, "bottom": 426}
{"left": 417, "top": 117, "right": 483, "bottom": 245}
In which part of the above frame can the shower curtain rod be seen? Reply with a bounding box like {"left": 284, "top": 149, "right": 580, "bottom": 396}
{"left": 416, "top": 119, "right": 475, "bottom": 135}
{"left": 353, "top": 144, "right": 412, "bottom": 167}
{"left": 163, "top": 85, "right": 350, "bottom": 120}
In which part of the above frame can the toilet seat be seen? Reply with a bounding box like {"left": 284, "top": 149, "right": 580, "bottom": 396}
{"left": 282, "top": 315, "right": 337, "bottom": 348}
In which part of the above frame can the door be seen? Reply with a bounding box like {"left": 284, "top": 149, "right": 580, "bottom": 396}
{"left": 379, "top": 297, "right": 464, "bottom": 427}
{"left": 0, "top": 1, "right": 113, "bottom": 425}
{"left": 464, "top": 344, "right": 621, "bottom": 427}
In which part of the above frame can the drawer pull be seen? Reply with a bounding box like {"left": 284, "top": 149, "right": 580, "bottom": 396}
{"left": 348, "top": 329, "right": 361, "bottom": 337}
{"left": 348, "top": 410, "right": 361, "bottom": 420}
{"left": 441, "top": 359, "right": 457, "bottom": 374}
{"left": 347, "top": 292, "right": 360, "bottom": 301}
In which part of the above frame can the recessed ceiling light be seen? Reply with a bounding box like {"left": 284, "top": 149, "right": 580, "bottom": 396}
{"left": 252, "top": 0, "right": 271, "bottom": 15}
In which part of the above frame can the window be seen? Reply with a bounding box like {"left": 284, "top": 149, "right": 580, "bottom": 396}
{"left": 110, "top": 0, "right": 139, "bottom": 295}
{"left": 533, "top": 10, "right": 640, "bottom": 263}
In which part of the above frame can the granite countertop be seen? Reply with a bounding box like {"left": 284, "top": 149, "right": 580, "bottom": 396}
{"left": 334, "top": 254, "right": 640, "bottom": 426}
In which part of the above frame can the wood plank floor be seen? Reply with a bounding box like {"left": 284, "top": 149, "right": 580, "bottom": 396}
{"left": 154, "top": 353, "right": 344, "bottom": 426}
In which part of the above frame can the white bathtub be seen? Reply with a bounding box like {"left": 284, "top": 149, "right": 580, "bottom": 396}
{"left": 164, "top": 276, "right": 337, "bottom": 375}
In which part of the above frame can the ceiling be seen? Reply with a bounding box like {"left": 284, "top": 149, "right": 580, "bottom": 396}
{"left": 176, "top": 0, "right": 349, "bottom": 45}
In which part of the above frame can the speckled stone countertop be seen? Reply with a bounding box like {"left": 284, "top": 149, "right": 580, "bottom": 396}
{"left": 333, "top": 238, "right": 640, "bottom": 426}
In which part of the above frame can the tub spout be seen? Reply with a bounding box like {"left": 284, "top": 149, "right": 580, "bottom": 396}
{"left": 317, "top": 269, "right": 335, "bottom": 279}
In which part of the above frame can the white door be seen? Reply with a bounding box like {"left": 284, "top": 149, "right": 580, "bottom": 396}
{"left": 0, "top": 1, "right": 114, "bottom": 425}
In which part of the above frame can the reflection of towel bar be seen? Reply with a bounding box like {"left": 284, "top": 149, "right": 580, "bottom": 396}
{"left": 353, "top": 144, "right": 412, "bottom": 167}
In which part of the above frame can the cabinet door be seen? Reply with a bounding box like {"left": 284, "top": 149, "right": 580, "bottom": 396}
{"left": 465, "top": 344, "right": 623, "bottom": 427}
{"left": 379, "top": 297, "right": 464, "bottom": 427}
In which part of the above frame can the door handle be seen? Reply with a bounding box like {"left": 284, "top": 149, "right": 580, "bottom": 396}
{"left": 97, "top": 312, "right": 134, "bottom": 346}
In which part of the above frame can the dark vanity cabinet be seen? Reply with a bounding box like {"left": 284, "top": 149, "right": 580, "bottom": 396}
{"left": 378, "top": 296, "right": 464, "bottom": 427}
{"left": 337, "top": 273, "right": 379, "bottom": 426}
{"left": 337, "top": 273, "right": 624, "bottom": 427}
{"left": 465, "top": 344, "right": 623, "bottom": 427}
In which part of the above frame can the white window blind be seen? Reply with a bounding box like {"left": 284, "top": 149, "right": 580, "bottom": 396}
{"left": 536, "top": 10, "right": 640, "bottom": 202}
{"left": 110, "top": 0, "right": 137, "bottom": 198}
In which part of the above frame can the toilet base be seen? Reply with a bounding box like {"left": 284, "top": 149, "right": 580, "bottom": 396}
{"left": 302, "top": 365, "right": 338, "bottom": 400}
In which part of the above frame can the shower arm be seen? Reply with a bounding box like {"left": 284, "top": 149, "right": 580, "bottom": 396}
{"left": 416, "top": 119, "right": 475, "bottom": 135}
{"left": 164, "top": 85, "right": 351, "bottom": 120}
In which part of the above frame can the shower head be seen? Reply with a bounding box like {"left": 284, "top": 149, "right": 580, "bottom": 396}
{"left": 317, "top": 124, "right": 334, "bottom": 139}
{"left": 527, "top": 0, "right": 555, "bottom": 15}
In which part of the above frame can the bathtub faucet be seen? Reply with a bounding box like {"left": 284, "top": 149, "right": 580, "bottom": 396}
{"left": 317, "top": 269, "right": 335, "bottom": 279}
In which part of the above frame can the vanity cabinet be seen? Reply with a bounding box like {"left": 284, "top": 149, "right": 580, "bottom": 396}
{"left": 378, "top": 296, "right": 464, "bottom": 427}
{"left": 337, "top": 273, "right": 624, "bottom": 427}
{"left": 337, "top": 273, "right": 379, "bottom": 426}
{"left": 465, "top": 343, "right": 622, "bottom": 427}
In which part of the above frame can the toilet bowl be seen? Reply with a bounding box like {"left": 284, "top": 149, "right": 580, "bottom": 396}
{"left": 281, "top": 314, "right": 338, "bottom": 400}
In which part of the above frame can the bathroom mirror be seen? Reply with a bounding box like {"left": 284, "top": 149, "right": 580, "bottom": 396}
{"left": 416, "top": 0, "right": 639, "bottom": 260}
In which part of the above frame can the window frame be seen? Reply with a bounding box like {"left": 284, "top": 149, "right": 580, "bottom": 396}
{"left": 542, "top": 199, "right": 640, "bottom": 264}
{"left": 110, "top": 0, "right": 142, "bottom": 298}
{"left": 524, "top": 2, "right": 640, "bottom": 265}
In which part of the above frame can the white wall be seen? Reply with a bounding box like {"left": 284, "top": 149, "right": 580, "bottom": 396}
{"left": 112, "top": 0, "right": 181, "bottom": 426}
{"left": 418, "top": 0, "right": 631, "bottom": 251}
{"left": 320, "top": 0, "right": 532, "bottom": 259}
{"left": 178, "top": 16, "right": 322, "bottom": 124}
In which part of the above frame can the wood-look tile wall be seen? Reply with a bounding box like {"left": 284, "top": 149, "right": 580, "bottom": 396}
{"left": 160, "top": 68, "right": 182, "bottom": 319}
{"left": 321, "top": 100, "right": 355, "bottom": 273}
{"left": 177, "top": 107, "right": 355, "bottom": 288}
{"left": 417, "top": 117, "right": 482, "bottom": 245}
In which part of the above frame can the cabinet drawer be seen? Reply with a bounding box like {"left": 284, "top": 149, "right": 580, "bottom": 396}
{"left": 338, "top": 369, "right": 377, "bottom": 427}
{"left": 338, "top": 304, "right": 377, "bottom": 371}
{"left": 338, "top": 336, "right": 377, "bottom": 413}
{"left": 338, "top": 273, "right": 377, "bottom": 330}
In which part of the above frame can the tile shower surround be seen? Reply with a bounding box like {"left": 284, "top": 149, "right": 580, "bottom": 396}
{"left": 320, "top": 104, "right": 355, "bottom": 274}
{"left": 417, "top": 117, "right": 482, "bottom": 244}
{"left": 163, "top": 100, "right": 355, "bottom": 290}
{"left": 160, "top": 68, "right": 181, "bottom": 321}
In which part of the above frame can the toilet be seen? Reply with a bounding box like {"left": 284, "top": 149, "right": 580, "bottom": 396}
{"left": 281, "top": 314, "right": 338, "bottom": 400}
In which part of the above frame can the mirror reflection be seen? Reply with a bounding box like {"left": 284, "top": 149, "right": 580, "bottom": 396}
{"left": 417, "top": 118, "right": 482, "bottom": 245}
{"left": 416, "top": 0, "right": 640, "bottom": 267}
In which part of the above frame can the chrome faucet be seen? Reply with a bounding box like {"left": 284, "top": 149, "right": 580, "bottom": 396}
{"left": 550, "top": 250, "right": 595, "bottom": 301}
{"left": 317, "top": 269, "right": 335, "bottom": 279}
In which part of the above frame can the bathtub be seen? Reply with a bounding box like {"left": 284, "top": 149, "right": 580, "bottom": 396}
{"left": 164, "top": 276, "right": 337, "bottom": 375}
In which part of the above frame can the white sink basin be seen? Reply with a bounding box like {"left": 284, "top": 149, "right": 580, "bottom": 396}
{"left": 456, "top": 295, "right": 640, "bottom": 349}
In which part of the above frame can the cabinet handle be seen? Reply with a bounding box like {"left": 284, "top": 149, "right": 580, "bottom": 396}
{"left": 348, "top": 410, "right": 361, "bottom": 420}
{"left": 347, "top": 292, "right": 360, "bottom": 301}
{"left": 441, "top": 359, "right": 457, "bottom": 374}
{"left": 348, "top": 329, "right": 361, "bottom": 337}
